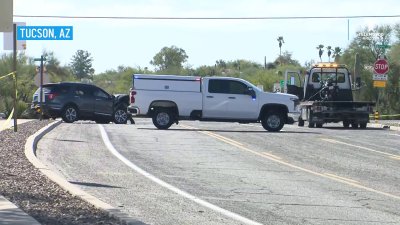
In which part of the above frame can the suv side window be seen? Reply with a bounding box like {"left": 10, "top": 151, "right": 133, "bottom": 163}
{"left": 94, "top": 88, "right": 110, "bottom": 99}
{"left": 74, "top": 86, "right": 92, "bottom": 97}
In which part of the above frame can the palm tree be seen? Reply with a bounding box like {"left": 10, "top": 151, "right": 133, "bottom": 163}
{"left": 277, "top": 36, "right": 284, "bottom": 65}
{"left": 332, "top": 47, "right": 342, "bottom": 63}
{"left": 316, "top": 44, "right": 324, "bottom": 62}
{"left": 326, "top": 46, "right": 332, "bottom": 62}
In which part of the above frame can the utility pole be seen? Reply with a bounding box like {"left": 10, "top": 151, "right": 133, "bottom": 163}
{"left": 13, "top": 23, "right": 17, "bottom": 132}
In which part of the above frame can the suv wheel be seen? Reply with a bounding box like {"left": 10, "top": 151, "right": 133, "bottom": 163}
{"left": 114, "top": 107, "right": 128, "bottom": 124}
{"left": 261, "top": 111, "right": 284, "bottom": 132}
{"left": 62, "top": 105, "right": 78, "bottom": 123}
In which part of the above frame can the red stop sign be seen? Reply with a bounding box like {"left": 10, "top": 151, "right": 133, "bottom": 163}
{"left": 374, "top": 59, "right": 389, "bottom": 75}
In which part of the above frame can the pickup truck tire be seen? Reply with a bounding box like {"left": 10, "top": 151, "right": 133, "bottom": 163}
{"left": 316, "top": 123, "right": 323, "bottom": 128}
{"left": 308, "top": 122, "right": 315, "bottom": 128}
{"left": 359, "top": 123, "right": 367, "bottom": 129}
{"left": 61, "top": 105, "right": 78, "bottom": 123}
{"left": 343, "top": 121, "right": 350, "bottom": 128}
{"left": 351, "top": 123, "right": 359, "bottom": 129}
{"left": 152, "top": 109, "right": 173, "bottom": 129}
{"left": 261, "top": 111, "right": 284, "bottom": 132}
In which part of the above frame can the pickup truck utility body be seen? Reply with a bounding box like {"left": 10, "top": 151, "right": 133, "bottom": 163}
{"left": 284, "top": 63, "right": 374, "bottom": 128}
{"left": 127, "top": 74, "right": 299, "bottom": 132}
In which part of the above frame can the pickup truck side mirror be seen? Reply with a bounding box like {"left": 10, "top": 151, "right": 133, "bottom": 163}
{"left": 246, "top": 87, "right": 256, "bottom": 99}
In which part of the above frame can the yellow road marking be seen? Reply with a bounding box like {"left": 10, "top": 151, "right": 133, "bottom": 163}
{"left": 390, "top": 156, "right": 400, "bottom": 161}
{"left": 180, "top": 124, "right": 244, "bottom": 146}
{"left": 180, "top": 124, "right": 400, "bottom": 201}
{"left": 262, "top": 152, "right": 282, "bottom": 160}
{"left": 324, "top": 173, "right": 360, "bottom": 184}
{"left": 321, "top": 138, "right": 400, "bottom": 159}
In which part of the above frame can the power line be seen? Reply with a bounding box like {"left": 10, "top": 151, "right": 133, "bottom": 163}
{"left": 13, "top": 14, "right": 400, "bottom": 20}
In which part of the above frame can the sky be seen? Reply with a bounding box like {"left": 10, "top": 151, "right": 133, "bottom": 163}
{"left": 2, "top": 0, "right": 400, "bottom": 73}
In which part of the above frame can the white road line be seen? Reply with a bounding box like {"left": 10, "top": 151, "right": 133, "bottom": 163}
{"left": 98, "top": 125, "right": 263, "bottom": 225}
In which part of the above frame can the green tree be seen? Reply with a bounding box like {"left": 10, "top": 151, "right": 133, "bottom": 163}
{"left": 355, "top": 25, "right": 392, "bottom": 60}
{"left": 326, "top": 46, "right": 332, "bottom": 62}
{"left": 332, "top": 47, "right": 342, "bottom": 63}
{"left": 274, "top": 51, "right": 300, "bottom": 66}
{"left": 150, "top": 46, "right": 188, "bottom": 74}
{"left": 70, "top": 50, "right": 94, "bottom": 80}
{"left": 277, "top": 36, "right": 284, "bottom": 65}
{"left": 316, "top": 44, "right": 324, "bottom": 62}
{"left": 42, "top": 50, "right": 75, "bottom": 82}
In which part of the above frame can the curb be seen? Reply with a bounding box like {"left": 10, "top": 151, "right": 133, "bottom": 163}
{"left": 24, "top": 120, "right": 145, "bottom": 225}
{"left": 368, "top": 123, "right": 400, "bottom": 131}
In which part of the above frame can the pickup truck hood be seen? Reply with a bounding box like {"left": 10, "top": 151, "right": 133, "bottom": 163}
{"left": 259, "top": 91, "right": 297, "bottom": 101}
{"left": 258, "top": 91, "right": 298, "bottom": 112}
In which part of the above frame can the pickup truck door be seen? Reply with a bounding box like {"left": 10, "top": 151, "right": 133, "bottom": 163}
{"left": 203, "top": 79, "right": 229, "bottom": 118}
{"left": 203, "top": 79, "right": 258, "bottom": 119}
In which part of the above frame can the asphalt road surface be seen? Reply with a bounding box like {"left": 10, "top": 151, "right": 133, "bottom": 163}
{"left": 37, "top": 119, "right": 400, "bottom": 225}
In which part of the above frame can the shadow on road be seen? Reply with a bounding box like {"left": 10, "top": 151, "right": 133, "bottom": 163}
{"left": 137, "top": 127, "right": 321, "bottom": 134}
{"left": 69, "top": 181, "right": 124, "bottom": 189}
{"left": 322, "top": 127, "right": 387, "bottom": 131}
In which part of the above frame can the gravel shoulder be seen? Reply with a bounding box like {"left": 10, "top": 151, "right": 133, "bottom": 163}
{"left": 0, "top": 120, "right": 123, "bottom": 225}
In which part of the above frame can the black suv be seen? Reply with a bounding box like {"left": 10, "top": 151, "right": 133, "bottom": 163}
{"left": 32, "top": 82, "right": 129, "bottom": 124}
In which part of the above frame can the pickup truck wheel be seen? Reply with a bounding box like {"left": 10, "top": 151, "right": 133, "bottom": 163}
{"left": 261, "top": 111, "right": 284, "bottom": 132}
{"left": 61, "top": 105, "right": 78, "bottom": 123}
{"left": 351, "top": 123, "right": 359, "bottom": 129}
{"left": 113, "top": 107, "right": 128, "bottom": 124}
{"left": 316, "top": 123, "right": 323, "bottom": 128}
{"left": 152, "top": 110, "right": 173, "bottom": 129}
{"left": 359, "top": 123, "right": 367, "bottom": 129}
{"left": 308, "top": 122, "right": 315, "bottom": 128}
{"left": 343, "top": 121, "right": 350, "bottom": 128}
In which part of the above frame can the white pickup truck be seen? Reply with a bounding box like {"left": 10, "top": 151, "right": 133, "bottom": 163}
{"left": 127, "top": 74, "right": 300, "bottom": 131}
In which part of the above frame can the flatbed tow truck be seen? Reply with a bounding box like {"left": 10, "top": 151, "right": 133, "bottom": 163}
{"left": 284, "top": 63, "right": 375, "bottom": 128}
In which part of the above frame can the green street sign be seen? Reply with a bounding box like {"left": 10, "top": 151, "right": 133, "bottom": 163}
{"left": 376, "top": 44, "right": 391, "bottom": 49}
{"left": 280, "top": 80, "right": 284, "bottom": 88}
{"left": 34, "top": 57, "right": 46, "bottom": 61}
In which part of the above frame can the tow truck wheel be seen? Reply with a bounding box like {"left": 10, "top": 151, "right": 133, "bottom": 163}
{"left": 261, "top": 111, "right": 284, "bottom": 132}
{"left": 298, "top": 118, "right": 304, "bottom": 127}
{"left": 351, "top": 123, "right": 359, "bottom": 129}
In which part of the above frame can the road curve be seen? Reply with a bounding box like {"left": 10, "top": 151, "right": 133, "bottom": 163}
{"left": 37, "top": 119, "right": 400, "bottom": 225}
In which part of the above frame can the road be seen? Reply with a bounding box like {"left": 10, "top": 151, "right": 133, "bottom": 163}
{"left": 37, "top": 119, "right": 400, "bottom": 225}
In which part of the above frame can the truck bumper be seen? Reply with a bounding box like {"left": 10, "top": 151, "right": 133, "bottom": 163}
{"left": 287, "top": 112, "right": 301, "bottom": 124}
{"left": 127, "top": 106, "right": 140, "bottom": 115}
